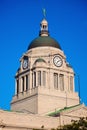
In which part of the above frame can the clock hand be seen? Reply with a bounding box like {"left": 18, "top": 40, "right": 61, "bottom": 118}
{"left": 57, "top": 60, "right": 61, "bottom": 64}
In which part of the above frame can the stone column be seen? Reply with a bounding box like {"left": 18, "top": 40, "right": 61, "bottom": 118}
{"left": 33, "top": 71, "right": 34, "bottom": 88}
{"left": 45, "top": 71, "right": 47, "bottom": 88}
{"left": 24, "top": 75, "right": 26, "bottom": 91}
{"left": 67, "top": 75, "right": 69, "bottom": 92}
{"left": 48, "top": 69, "right": 50, "bottom": 89}
{"left": 64, "top": 75, "right": 66, "bottom": 91}
{"left": 47, "top": 70, "right": 49, "bottom": 89}
{"left": 15, "top": 79, "right": 17, "bottom": 95}
{"left": 41, "top": 71, "right": 42, "bottom": 87}
{"left": 15, "top": 78, "right": 20, "bottom": 95}
{"left": 50, "top": 71, "right": 54, "bottom": 89}
{"left": 28, "top": 73, "right": 30, "bottom": 90}
{"left": 30, "top": 71, "right": 33, "bottom": 89}
{"left": 73, "top": 76, "right": 74, "bottom": 92}
{"left": 68, "top": 75, "right": 70, "bottom": 92}
{"left": 36, "top": 71, "right": 38, "bottom": 87}
{"left": 58, "top": 74, "right": 59, "bottom": 90}
{"left": 20, "top": 77, "right": 23, "bottom": 93}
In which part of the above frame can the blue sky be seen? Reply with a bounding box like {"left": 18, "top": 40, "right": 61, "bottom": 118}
{"left": 0, "top": 0, "right": 87, "bottom": 110}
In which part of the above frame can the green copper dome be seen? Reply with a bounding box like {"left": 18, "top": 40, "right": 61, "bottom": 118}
{"left": 28, "top": 18, "right": 62, "bottom": 50}
{"left": 28, "top": 36, "right": 62, "bottom": 50}
{"left": 35, "top": 58, "right": 46, "bottom": 63}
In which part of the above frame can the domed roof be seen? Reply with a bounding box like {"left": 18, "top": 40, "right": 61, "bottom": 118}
{"left": 27, "top": 18, "right": 62, "bottom": 50}
{"left": 28, "top": 36, "right": 62, "bottom": 50}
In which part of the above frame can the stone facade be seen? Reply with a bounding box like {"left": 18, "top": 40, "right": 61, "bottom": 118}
{"left": 59, "top": 104, "right": 87, "bottom": 126}
{"left": 11, "top": 47, "right": 79, "bottom": 114}
{"left": 1, "top": 18, "right": 87, "bottom": 130}
{"left": 0, "top": 109, "right": 59, "bottom": 129}
{"left": 0, "top": 104, "right": 87, "bottom": 130}
{"left": 11, "top": 18, "right": 79, "bottom": 114}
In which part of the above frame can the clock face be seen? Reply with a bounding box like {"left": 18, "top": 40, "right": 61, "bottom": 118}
{"left": 53, "top": 55, "right": 63, "bottom": 67}
{"left": 22, "top": 60, "right": 28, "bottom": 69}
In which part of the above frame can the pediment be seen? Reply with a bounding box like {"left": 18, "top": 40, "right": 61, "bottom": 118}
{"left": 62, "top": 104, "right": 87, "bottom": 118}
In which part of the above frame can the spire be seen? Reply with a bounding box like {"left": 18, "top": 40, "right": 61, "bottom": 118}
{"left": 42, "top": 8, "right": 46, "bottom": 18}
{"left": 39, "top": 9, "right": 49, "bottom": 36}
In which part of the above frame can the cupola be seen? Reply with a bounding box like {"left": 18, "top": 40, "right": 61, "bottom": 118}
{"left": 39, "top": 19, "right": 49, "bottom": 36}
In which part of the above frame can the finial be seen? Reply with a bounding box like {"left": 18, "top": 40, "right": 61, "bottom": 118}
{"left": 42, "top": 8, "right": 46, "bottom": 18}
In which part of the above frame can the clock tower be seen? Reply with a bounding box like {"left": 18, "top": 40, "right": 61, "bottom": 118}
{"left": 11, "top": 18, "right": 79, "bottom": 115}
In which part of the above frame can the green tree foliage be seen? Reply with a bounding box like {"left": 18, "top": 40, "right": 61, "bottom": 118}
{"left": 56, "top": 117, "right": 87, "bottom": 130}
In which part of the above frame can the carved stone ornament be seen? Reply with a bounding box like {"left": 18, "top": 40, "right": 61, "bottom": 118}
{"left": 0, "top": 120, "right": 5, "bottom": 128}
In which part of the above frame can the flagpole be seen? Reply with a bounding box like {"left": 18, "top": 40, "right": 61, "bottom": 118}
{"left": 78, "top": 75, "right": 81, "bottom": 104}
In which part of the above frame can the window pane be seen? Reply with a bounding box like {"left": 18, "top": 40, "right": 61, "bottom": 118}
{"left": 22, "top": 77, "right": 24, "bottom": 92}
{"left": 54, "top": 73, "right": 58, "bottom": 89}
{"left": 17, "top": 79, "right": 19, "bottom": 95}
{"left": 59, "top": 74, "right": 64, "bottom": 91}
{"left": 26, "top": 75, "right": 28, "bottom": 91}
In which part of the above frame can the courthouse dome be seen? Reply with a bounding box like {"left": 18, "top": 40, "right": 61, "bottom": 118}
{"left": 27, "top": 18, "right": 62, "bottom": 50}
{"left": 28, "top": 36, "right": 61, "bottom": 50}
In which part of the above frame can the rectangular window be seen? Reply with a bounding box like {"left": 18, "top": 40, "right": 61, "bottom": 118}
{"left": 43, "top": 71, "right": 46, "bottom": 86}
{"left": 22, "top": 77, "right": 24, "bottom": 92}
{"left": 26, "top": 75, "right": 28, "bottom": 91}
{"left": 70, "top": 76, "right": 73, "bottom": 91}
{"left": 59, "top": 74, "right": 64, "bottom": 91}
{"left": 17, "top": 79, "right": 19, "bottom": 95}
{"left": 38, "top": 71, "right": 41, "bottom": 86}
{"left": 54, "top": 73, "right": 58, "bottom": 89}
